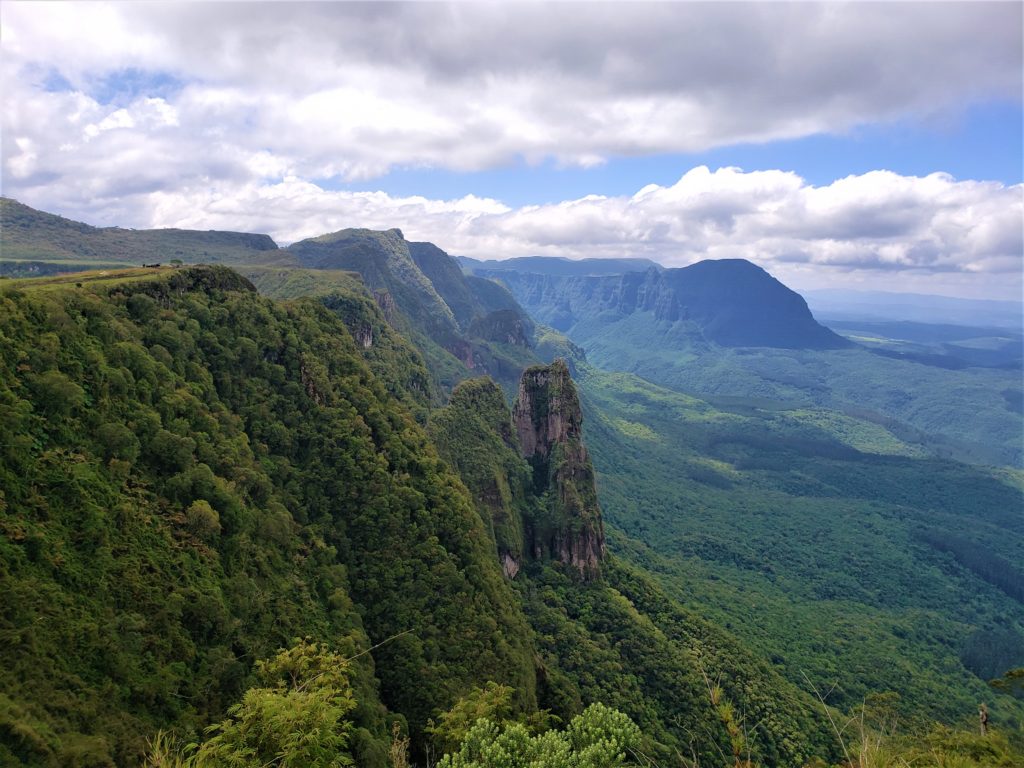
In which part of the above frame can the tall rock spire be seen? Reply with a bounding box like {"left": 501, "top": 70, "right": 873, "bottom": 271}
{"left": 513, "top": 359, "right": 606, "bottom": 579}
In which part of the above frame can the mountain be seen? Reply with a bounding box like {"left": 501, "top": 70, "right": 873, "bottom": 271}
{"left": 0, "top": 267, "right": 537, "bottom": 765}
{"left": 427, "top": 366, "right": 838, "bottom": 766}
{"left": 478, "top": 258, "right": 1022, "bottom": 466}
{"left": 479, "top": 259, "right": 849, "bottom": 350}
{"left": 0, "top": 199, "right": 542, "bottom": 400}
{"left": 4, "top": 200, "right": 1021, "bottom": 766}
{"left": 288, "top": 228, "right": 459, "bottom": 336}
{"left": 283, "top": 228, "right": 541, "bottom": 399}
{"left": 0, "top": 197, "right": 286, "bottom": 272}
{"left": 458, "top": 255, "right": 661, "bottom": 277}
{"left": 0, "top": 267, "right": 840, "bottom": 766}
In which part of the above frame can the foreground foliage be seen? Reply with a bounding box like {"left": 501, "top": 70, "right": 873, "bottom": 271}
{"left": 438, "top": 703, "right": 642, "bottom": 768}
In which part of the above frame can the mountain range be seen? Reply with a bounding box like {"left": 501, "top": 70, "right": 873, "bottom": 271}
{"left": 1, "top": 198, "right": 1021, "bottom": 767}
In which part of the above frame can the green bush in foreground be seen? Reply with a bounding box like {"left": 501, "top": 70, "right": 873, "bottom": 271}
{"left": 438, "top": 703, "right": 643, "bottom": 768}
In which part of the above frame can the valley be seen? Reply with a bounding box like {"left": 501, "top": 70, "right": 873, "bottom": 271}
{"left": 1, "top": 198, "right": 1022, "bottom": 767}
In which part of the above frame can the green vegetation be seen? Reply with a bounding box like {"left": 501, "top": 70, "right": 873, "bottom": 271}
{"left": 4, "top": 202, "right": 1022, "bottom": 767}
{"left": 576, "top": 363, "right": 1024, "bottom": 730}
{"left": 486, "top": 267, "right": 1023, "bottom": 466}
{"left": 0, "top": 267, "right": 536, "bottom": 764}
{"left": 438, "top": 704, "right": 642, "bottom": 768}
{"left": 152, "top": 640, "right": 359, "bottom": 768}
{"left": 427, "top": 368, "right": 840, "bottom": 767}
{"left": 429, "top": 378, "right": 533, "bottom": 567}
{"left": 0, "top": 197, "right": 289, "bottom": 267}
{"left": 581, "top": 326, "right": 1023, "bottom": 466}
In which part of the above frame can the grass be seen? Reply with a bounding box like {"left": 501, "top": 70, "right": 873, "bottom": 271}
{"left": 0, "top": 266, "right": 173, "bottom": 292}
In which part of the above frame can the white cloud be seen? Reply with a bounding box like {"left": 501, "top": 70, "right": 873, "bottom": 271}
{"left": 20, "top": 165, "right": 1009, "bottom": 295}
{"left": 2, "top": 1, "right": 1021, "bottom": 184}
{"left": 1, "top": 2, "right": 1021, "bottom": 297}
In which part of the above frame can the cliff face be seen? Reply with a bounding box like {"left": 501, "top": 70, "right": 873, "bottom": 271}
{"left": 477, "top": 259, "right": 850, "bottom": 350}
{"left": 432, "top": 362, "right": 606, "bottom": 581}
{"left": 429, "top": 378, "right": 531, "bottom": 579}
{"left": 513, "top": 359, "right": 606, "bottom": 579}
{"left": 467, "top": 309, "right": 531, "bottom": 347}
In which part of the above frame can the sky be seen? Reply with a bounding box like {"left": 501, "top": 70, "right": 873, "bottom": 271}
{"left": 1, "top": 1, "right": 1022, "bottom": 300}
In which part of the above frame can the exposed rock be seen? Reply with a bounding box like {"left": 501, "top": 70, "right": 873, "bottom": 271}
{"left": 513, "top": 359, "right": 605, "bottom": 579}
{"left": 502, "top": 552, "right": 521, "bottom": 580}
{"left": 468, "top": 309, "right": 531, "bottom": 347}
{"left": 355, "top": 324, "right": 373, "bottom": 348}
{"left": 373, "top": 289, "right": 398, "bottom": 326}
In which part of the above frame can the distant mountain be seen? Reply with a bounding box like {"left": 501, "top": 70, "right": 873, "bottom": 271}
{"left": 481, "top": 259, "right": 850, "bottom": 350}
{"left": 458, "top": 254, "right": 662, "bottom": 277}
{"left": 805, "top": 288, "right": 1024, "bottom": 331}
{"left": 0, "top": 197, "right": 286, "bottom": 269}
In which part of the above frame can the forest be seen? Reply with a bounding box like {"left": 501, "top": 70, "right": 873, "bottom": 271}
{"left": 1, "top": 201, "right": 1022, "bottom": 767}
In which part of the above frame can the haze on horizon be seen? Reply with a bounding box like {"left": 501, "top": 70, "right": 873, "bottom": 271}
{"left": 1, "top": 1, "right": 1021, "bottom": 300}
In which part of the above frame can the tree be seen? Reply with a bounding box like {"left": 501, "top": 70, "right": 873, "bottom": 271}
{"left": 437, "top": 703, "right": 642, "bottom": 768}
{"left": 427, "top": 682, "right": 516, "bottom": 755}
{"left": 188, "top": 639, "right": 357, "bottom": 767}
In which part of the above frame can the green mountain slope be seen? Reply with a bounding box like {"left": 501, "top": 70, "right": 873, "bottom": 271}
{"left": 283, "top": 228, "right": 539, "bottom": 398}
{"left": 0, "top": 267, "right": 537, "bottom": 765}
{"left": 427, "top": 368, "right": 839, "bottom": 766}
{"left": 0, "top": 197, "right": 288, "bottom": 271}
{"left": 5, "top": 200, "right": 1021, "bottom": 766}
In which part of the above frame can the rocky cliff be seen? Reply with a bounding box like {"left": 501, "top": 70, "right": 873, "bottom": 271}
{"left": 513, "top": 359, "right": 605, "bottom": 579}
{"left": 478, "top": 259, "right": 850, "bottom": 350}
{"left": 432, "top": 361, "right": 606, "bottom": 581}
{"left": 429, "top": 378, "right": 532, "bottom": 579}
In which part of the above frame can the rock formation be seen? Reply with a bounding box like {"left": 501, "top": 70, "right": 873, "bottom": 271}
{"left": 513, "top": 359, "right": 606, "bottom": 579}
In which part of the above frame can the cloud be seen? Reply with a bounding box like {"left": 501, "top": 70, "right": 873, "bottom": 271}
{"left": 2, "top": 1, "right": 1020, "bottom": 187}
{"left": 36, "top": 165, "right": 1015, "bottom": 286}
{"left": 1, "top": 2, "right": 1020, "bottom": 297}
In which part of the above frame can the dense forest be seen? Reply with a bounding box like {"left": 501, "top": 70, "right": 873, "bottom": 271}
{"left": 1, "top": 199, "right": 1022, "bottom": 767}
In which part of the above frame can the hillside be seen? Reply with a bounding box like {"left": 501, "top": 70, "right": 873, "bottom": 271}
{"left": 0, "top": 267, "right": 537, "bottom": 765}
{"left": 426, "top": 369, "right": 838, "bottom": 766}
{"left": 0, "top": 200, "right": 541, "bottom": 402}
{"left": 0, "top": 266, "right": 844, "bottom": 766}
{"left": 3, "top": 201, "right": 1022, "bottom": 767}
{"left": 0, "top": 197, "right": 288, "bottom": 271}
{"left": 281, "top": 229, "right": 538, "bottom": 398}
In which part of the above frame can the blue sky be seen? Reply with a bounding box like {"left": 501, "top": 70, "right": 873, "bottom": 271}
{"left": 335, "top": 101, "right": 1024, "bottom": 207}
{"left": 2, "top": 1, "right": 1022, "bottom": 298}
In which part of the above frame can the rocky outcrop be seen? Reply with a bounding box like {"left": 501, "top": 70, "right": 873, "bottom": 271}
{"left": 468, "top": 309, "right": 531, "bottom": 347}
{"left": 373, "top": 290, "right": 398, "bottom": 327}
{"left": 513, "top": 359, "right": 605, "bottom": 579}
